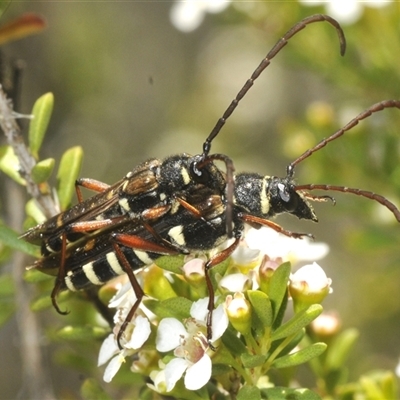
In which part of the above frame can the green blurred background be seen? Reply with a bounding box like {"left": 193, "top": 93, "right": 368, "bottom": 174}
{"left": 0, "top": 1, "right": 399, "bottom": 398}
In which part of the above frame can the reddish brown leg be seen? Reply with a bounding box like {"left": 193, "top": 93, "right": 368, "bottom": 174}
{"left": 204, "top": 237, "right": 241, "bottom": 345}
{"left": 112, "top": 243, "right": 146, "bottom": 348}
{"left": 112, "top": 233, "right": 179, "bottom": 256}
{"left": 111, "top": 233, "right": 179, "bottom": 348}
{"left": 241, "top": 214, "right": 314, "bottom": 240}
{"left": 75, "top": 178, "right": 111, "bottom": 203}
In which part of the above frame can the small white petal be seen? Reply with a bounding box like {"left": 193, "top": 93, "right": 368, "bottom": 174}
{"left": 211, "top": 304, "right": 229, "bottom": 342}
{"left": 98, "top": 334, "right": 119, "bottom": 366}
{"left": 184, "top": 354, "right": 212, "bottom": 390}
{"left": 190, "top": 297, "right": 210, "bottom": 321}
{"left": 232, "top": 245, "right": 260, "bottom": 266}
{"left": 109, "top": 282, "right": 135, "bottom": 308}
{"left": 220, "top": 273, "right": 249, "bottom": 292}
{"left": 156, "top": 318, "right": 187, "bottom": 352}
{"left": 291, "top": 262, "right": 331, "bottom": 292}
{"left": 125, "top": 315, "right": 151, "bottom": 350}
{"left": 164, "top": 357, "right": 189, "bottom": 392}
{"left": 149, "top": 369, "right": 167, "bottom": 393}
{"left": 103, "top": 354, "right": 124, "bottom": 383}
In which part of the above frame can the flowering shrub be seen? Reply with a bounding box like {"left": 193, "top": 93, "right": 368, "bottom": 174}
{"left": 94, "top": 226, "right": 333, "bottom": 398}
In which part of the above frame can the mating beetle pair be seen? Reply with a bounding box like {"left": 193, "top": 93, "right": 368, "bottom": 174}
{"left": 23, "top": 14, "right": 400, "bottom": 345}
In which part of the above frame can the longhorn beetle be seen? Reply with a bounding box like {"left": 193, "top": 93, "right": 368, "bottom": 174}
{"left": 24, "top": 14, "right": 400, "bottom": 346}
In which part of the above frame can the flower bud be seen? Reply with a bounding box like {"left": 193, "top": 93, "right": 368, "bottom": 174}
{"left": 258, "top": 255, "right": 283, "bottom": 294}
{"left": 289, "top": 262, "right": 332, "bottom": 313}
{"left": 310, "top": 312, "right": 341, "bottom": 340}
{"left": 225, "top": 292, "right": 252, "bottom": 335}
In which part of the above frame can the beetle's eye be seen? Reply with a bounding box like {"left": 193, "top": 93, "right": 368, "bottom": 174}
{"left": 190, "top": 162, "right": 210, "bottom": 184}
{"left": 278, "top": 183, "right": 298, "bottom": 211}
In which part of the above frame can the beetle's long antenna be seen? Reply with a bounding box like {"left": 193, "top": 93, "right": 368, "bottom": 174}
{"left": 287, "top": 100, "right": 400, "bottom": 178}
{"left": 201, "top": 14, "right": 346, "bottom": 158}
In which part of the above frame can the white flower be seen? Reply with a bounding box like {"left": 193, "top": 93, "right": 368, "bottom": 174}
{"left": 290, "top": 262, "right": 332, "bottom": 294}
{"left": 98, "top": 315, "right": 151, "bottom": 382}
{"left": 97, "top": 281, "right": 152, "bottom": 383}
{"left": 155, "top": 298, "right": 228, "bottom": 391}
{"left": 245, "top": 227, "right": 329, "bottom": 265}
{"left": 219, "top": 272, "right": 255, "bottom": 292}
{"left": 299, "top": 0, "right": 392, "bottom": 25}
{"left": 170, "top": 0, "right": 230, "bottom": 32}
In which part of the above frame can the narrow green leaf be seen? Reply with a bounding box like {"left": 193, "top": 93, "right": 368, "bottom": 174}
{"left": 272, "top": 342, "right": 327, "bottom": 369}
{"left": 271, "top": 304, "right": 323, "bottom": 341}
{"left": 31, "top": 290, "right": 70, "bottom": 312}
{"left": 221, "top": 326, "right": 247, "bottom": 356}
{"left": 30, "top": 293, "right": 53, "bottom": 311}
{"left": 155, "top": 254, "right": 185, "bottom": 274}
{"left": 241, "top": 353, "right": 267, "bottom": 368}
{"left": 144, "top": 296, "right": 192, "bottom": 320}
{"left": 0, "top": 224, "right": 40, "bottom": 257}
{"left": 31, "top": 158, "right": 55, "bottom": 184}
{"left": 0, "top": 145, "right": 26, "bottom": 185}
{"left": 325, "top": 328, "right": 359, "bottom": 370}
{"left": 237, "top": 385, "right": 261, "bottom": 400}
{"left": 269, "top": 329, "right": 306, "bottom": 358}
{"left": 24, "top": 268, "right": 54, "bottom": 283}
{"left": 268, "top": 262, "right": 291, "bottom": 319}
{"left": 247, "top": 290, "right": 273, "bottom": 328}
{"left": 56, "top": 146, "right": 83, "bottom": 210}
{"left": 25, "top": 198, "right": 47, "bottom": 225}
{"left": 28, "top": 92, "right": 54, "bottom": 158}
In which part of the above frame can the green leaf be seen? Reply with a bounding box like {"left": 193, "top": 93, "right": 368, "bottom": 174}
{"left": 325, "top": 328, "right": 359, "bottom": 370}
{"left": 56, "top": 146, "right": 83, "bottom": 210}
{"left": 24, "top": 268, "right": 53, "bottom": 283}
{"left": 247, "top": 290, "right": 273, "bottom": 328}
{"left": 155, "top": 254, "right": 185, "bottom": 274}
{"left": 31, "top": 290, "right": 70, "bottom": 312}
{"left": 271, "top": 304, "right": 323, "bottom": 342}
{"left": 31, "top": 158, "right": 55, "bottom": 184}
{"left": 237, "top": 385, "right": 261, "bottom": 400}
{"left": 25, "top": 198, "right": 46, "bottom": 225}
{"left": 268, "top": 262, "right": 291, "bottom": 320}
{"left": 262, "top": 387, "right": 322, "bottom": 400}
{"left": 28, "top": 92, "right": 54, "bottom": 158}
{"left": 241, "top": 353, "right": 267, "bottom": 368}
{"left": 0, "top": 224, "right": 40, "bottom": 257}
{"left": 269, "top": 329, "right": 306, "bottom": 358}
{"left": 221, "top": 326, "right": 247, "bottom": 356}
{"left": 272, "top": 342, "right": 327, "bottom": 369}
{"left": 144, "top": 296, "right": 192, "bottom": 320}
{"left": 81, "top": 378, "right": 112, "bottom": 400}
{"left": 0, "top": 145, "right": 26, "bottom": 185}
